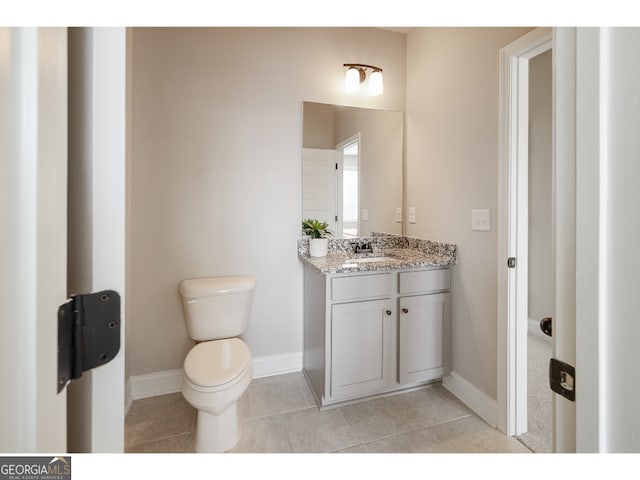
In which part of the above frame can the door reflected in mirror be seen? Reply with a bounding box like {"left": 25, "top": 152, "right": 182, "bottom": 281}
{"left": 302, "top": 102, "right": 403, "bottom": 239}
{"left": 337, "top": 135, "right": 359, "bottom": 238}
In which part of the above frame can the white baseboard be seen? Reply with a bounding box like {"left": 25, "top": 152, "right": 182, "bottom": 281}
{"left": 129, "top": 368, "right": 183, "bottom": 401}
{"left": 252, "top": 351, "right": 302, "bottom": 379}
{"left": 443, "top": 371, "right": 497, "bottom": 428}
{"left": 126, "top": 351, "right": 303, "bottom": 406}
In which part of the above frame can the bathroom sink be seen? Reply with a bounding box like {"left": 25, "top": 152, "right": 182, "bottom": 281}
{"left": 348, "top": 256, "right": 396, "bottom": 263}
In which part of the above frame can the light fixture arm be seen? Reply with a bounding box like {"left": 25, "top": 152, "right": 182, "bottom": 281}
{"left": 343, "top": 63, "right": 383, "bottom": 72}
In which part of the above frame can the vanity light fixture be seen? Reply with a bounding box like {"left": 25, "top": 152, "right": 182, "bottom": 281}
{"left": 343, "top": 63, "right": 384, "bottom": 96}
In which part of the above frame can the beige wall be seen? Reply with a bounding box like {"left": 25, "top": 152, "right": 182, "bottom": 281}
{"left": 128, "top": 27, "right": 406, "bottom": 377}
{"left": 405, "top": 27, "right": 532, "bottom": 399}
{"left": 129, "top": 27, "right": 541, "bottom": 408}
{"left": 528, "top": 49, "right": 553, "bottom": 323}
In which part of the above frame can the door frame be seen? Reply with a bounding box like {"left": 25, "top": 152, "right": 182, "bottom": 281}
{"left": 497, "top": 27, "right": 553, "bottom": 437}
{"left": 335, "top": 133, "right": 361, "bottom": 239}
{"left": 66, "top": 27, "right": 128, "bottom": 453}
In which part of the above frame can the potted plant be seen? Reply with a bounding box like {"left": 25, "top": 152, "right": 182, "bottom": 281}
{"left": 302, "top": 218, "right": 334, "bottom": 257}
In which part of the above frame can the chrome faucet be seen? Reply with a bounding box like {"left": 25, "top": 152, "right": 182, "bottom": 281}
{"left": 352, "top": 241, "right": 373, "bottom": 254}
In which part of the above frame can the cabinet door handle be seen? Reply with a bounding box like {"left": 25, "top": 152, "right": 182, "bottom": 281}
{"left": 402, "top": 308, "right": 409, "bottom": 314}
{"left": 386, "top": 310, "right": 392, "bottom": 316}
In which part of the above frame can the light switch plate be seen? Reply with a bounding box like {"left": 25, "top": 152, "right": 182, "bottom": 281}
{"left": 472, "top": 209, "right": 491, "bottom": 231}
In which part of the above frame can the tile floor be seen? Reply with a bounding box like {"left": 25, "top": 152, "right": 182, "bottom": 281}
{"left": 125, "top": 372, "right": 531, "bottom": 454}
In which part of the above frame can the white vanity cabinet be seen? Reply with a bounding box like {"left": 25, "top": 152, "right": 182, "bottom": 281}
{"left": 303, "top": 264, "right": 451, "bottom": 408}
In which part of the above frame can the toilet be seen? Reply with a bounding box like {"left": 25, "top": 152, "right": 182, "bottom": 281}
{"left": 178, "top": 275, "right": 256, "bottom": 453}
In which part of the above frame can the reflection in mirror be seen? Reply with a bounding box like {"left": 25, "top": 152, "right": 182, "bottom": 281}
{"left": 337, "top": 135, "right": 359, "bottom": 238}
{"left": 302, "top": 102, "right": 403, "bottom": 239}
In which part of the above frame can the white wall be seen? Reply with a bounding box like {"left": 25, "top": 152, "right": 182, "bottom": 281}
{"left": 405, "top": 27, "right": 532, "bottom": 400}
{"left": 128, "top": 27, "right": 406, "bottom": 377}
{"left": 528, "top": 49, "right": 553, "bottom": 323}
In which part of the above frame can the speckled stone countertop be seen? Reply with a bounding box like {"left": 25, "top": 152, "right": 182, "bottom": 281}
{"left": 298, "top": 234, "right": 457, "bottom": 274}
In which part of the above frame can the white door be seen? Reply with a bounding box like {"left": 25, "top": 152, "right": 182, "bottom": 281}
{"left": 302, "top": 148, "right": 337, "bottom": 235}
{"left": 565, "top": 27, "right": 640, "bottom": 453}
{"left": 0, "top": 27, "right": 68, "bottom": 452}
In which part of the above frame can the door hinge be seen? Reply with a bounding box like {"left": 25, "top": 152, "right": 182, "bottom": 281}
{"left": 507, "top": 257, "right": 516, "bottom": 268}
{"left": 57, "top": 290, "right": 121, "bottom": 393}
{"left": 549, "top": 358, "right": 575, "bottom": 402}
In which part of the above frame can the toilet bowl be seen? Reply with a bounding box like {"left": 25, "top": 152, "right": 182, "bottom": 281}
{"left": 182, "top": 338, "right": 252, "bottom": 452}
{"left": 178, "top": 275, "right": 256, "bottom": 453}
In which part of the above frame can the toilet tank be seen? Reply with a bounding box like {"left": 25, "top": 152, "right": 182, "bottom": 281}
{"left": 179, "top": 275, "right": 256, "bottom": 341}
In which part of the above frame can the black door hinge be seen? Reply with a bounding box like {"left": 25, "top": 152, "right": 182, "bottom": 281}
{"left": 57, "top": 290, "right": 121, "bottom": 393}
{"left": 507, "top": 257, "right": 517, "bottom": 268}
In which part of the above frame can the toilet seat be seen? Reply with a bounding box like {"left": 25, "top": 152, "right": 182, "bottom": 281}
{"left": 184, "top": 338, "right": 251, "bottom": 392}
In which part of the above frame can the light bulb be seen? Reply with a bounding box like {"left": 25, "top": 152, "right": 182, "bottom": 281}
{"left": 368, "top": 70, "right": 383, "bottom": 96}
{"left": 345, "top": 67, "right": 361, "bottom": 93}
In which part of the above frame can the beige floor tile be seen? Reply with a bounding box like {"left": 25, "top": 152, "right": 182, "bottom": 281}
{"left": 280, "top": 407, "right": 357, "bottom": 453}
{"left": 124, "top": 375, "right": 533, "bottom": 455}
{"left": 337, "top": 433, "right": 416, "bottom": 453}
{"left": 406, "top": 416, "right": 532, "bottom": 453}
{"left": 338, "top": 396, "right": 408, "bottom": 444}
{"left": 125, "top": 393, "right": 196, "bottom": 449}
{"left": 127, "top": 432, "right": 195, "bottom": 453}
{"left": 227, "top": 415, "right": 292, "bottom": 453}
{"left": 389, "top": 385, "right": 474, "bottom": 430}
{"left": 249, "top": 373, "right": 315, "bottom": 419}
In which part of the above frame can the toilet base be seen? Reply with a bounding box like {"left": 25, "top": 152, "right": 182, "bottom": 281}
{"left": 195, "top": 404, "right": 240, "bottom": 453}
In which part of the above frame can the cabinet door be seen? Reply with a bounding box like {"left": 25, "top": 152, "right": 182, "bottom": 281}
{"left": 330, "top": 299, "right": 393, "bottom": 399}
{"left": 399, "top": 293, "right": 450, "bottom": 384}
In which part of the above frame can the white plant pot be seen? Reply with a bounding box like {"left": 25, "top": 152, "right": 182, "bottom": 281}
{"left": 309, "top": 238, "right": 329, "bottom": 258}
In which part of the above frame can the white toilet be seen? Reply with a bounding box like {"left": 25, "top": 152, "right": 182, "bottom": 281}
{"left": 178, "top": 275, "right": 256, "bottom": 453}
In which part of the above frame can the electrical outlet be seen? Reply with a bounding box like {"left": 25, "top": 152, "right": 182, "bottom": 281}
{"left": 471, "top": 209, "right": 491, "bottom": 231}
{"left": 362, "top": 209, "right": 368, "bottom": 221}
{"left": 396, "top": 207, "right": 402, "bottom": 223}
{"left": 409, "top": 207, "right": 416, "bottom": 224}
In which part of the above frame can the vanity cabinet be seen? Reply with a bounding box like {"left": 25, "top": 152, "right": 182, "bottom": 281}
{"left": 398, "top": 292, "right": 450, "bottom": 384}
{"left": 303, "top": 265, "right": 451, "bottom": 408}
{"left": 331, "top": 298, "right": 393, "bottom": 398}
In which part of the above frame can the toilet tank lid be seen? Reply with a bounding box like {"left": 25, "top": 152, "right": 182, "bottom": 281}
{"left": 179, "top": 275, "right": 256, "bottom": 298}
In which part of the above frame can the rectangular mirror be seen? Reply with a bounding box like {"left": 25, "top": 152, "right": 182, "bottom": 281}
{"left": 302, "top": 101, "right": 403, "bottom": 238}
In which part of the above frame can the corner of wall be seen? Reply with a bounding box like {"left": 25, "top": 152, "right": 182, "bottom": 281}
{"left": 443, "top": 371, "right": 497, "bottom": 428}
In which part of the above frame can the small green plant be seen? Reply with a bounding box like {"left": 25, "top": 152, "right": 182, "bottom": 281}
{"left": 302, "top": 218, "right": 334, "bottom": 239}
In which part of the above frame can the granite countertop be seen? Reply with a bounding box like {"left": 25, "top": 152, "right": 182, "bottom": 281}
{"left": 297, "top": 235, "right": 457, "bottom": 275}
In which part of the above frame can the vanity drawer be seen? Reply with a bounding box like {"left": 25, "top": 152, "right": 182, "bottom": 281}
{"left": 399, "top": 269, "right": 450, "bottom": 295}
{"left": 331, "top": 273, "right": 392, "bottom": 302}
